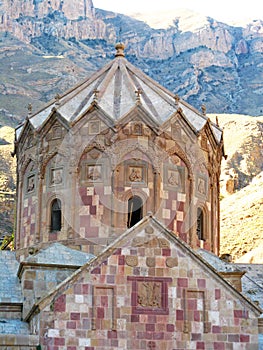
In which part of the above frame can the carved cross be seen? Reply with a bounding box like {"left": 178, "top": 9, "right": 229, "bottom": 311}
{"left": 174, "top": 94, "right": 180, "bottom": 105}
{"left": 135, "top": 88, "right": 143, "bottom": 102}
{"left": 55, "top": 93, "right": 60, "bottom": 105}
{"left": 148, "top": 341, "right": 156, "bottom": 349}
{"left": 93, "top": 89, "right": 100, "bottom": 102}
{"left": 27, "top": 103, "right": 32, "bottom": 113}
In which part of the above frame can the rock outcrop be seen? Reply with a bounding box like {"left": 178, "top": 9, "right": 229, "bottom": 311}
{"left": 0, "top": 2, "right": 262, "bottom": 122}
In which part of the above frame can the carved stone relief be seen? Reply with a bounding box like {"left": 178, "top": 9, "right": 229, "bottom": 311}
{"left": 137, "top": 281, "right": 161, "bottom": 308}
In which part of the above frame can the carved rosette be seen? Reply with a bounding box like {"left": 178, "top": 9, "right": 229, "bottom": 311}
{"left": 125, "top": 255, "right": 138, "bottom": 267}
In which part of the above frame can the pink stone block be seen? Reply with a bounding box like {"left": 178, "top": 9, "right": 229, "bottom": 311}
{"left": 215, "top": 289, "right": 221, "bottom": 300}
{"left": 176, "top": 310, "right": 184, "bottom": 321}
{"left": 54, "top": 338, "right": 65, "bottom": 346}
{"left": 166, "top": 324, "right": 175, "bottom": 332}
{"left": 197, "top": 279, "right": 206, "bottom": 288}
{"left": 54, "top": 294, "right": 66, "bottom": 312}
{"left": 213, "top": 342, "right": 225, "bottom": 350}
{"left": 177, "top": 278, "right": 188, "bottom": 287}
{"left": 70, "top": 312, "right": 80, "bottom": 320}
{"left": 66, "top": 321, "right": 76, "bottom": 329}
{"left": 212, "top": 326, "right": 221, "bottom": 333}
{"left": 146, "top": 324, "right": 155, "bottom": 332}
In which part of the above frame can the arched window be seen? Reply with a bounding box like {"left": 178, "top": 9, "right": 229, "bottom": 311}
{"left": 127, "top": 196, "right": 143, "bottom": 228}
{"left": 50, "top": 199, "right": 62, "bottom": 231}
{"left": 197, "top": 207, "right": 204, "bottom": 240}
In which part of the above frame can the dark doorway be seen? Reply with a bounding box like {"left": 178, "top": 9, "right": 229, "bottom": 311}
{"left": 51, "top": 198, "right": 62, "bottom": 231}
{"left": 127, "top": 196, "right": 143, "bottom": 228}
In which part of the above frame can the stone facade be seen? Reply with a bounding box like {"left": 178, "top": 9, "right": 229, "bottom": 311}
{"left": 28, "top": 217, "right": 262, "bottom": 350}
{"left": 14, "top": 43, "right": 223, "bottom": 259}
{"left": 0, "top": 44, "right": 262, "bottom": 349}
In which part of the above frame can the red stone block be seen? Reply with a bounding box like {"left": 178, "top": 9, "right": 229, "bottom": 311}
{"left": 54, "top": 294, "right": 66, "bottom": 312}
{"left": 212, "top": 326, "right": 221, "bottom": 334}
{"left": 67, "top": 347, "right": 76, "bottom": 350}
{"left": 187, "top": 299, "right": 197, "bottom": 310}
{"left": 118, "top": 255, "right": 125, "bottom": 265}
{"left": 66, "top": 321, "right": 76, "bottom": 329}
{"left": 162, "top": 248, "right": 171, "bottom": 256}
{"left": 197, "top": 279, "right": 206, "bottom": 288}
{"left": 191, "top": 333, "right": 201, "bottom": 341}
{"left": 114, "top": 248, "right": 122, "bottom": 255}
{"left": 234, "top": 310, "right": 248, "bottom": 318}
{"left": 131, "top": 315, "right": 139, "bottom": 322}
{"left": 215, "top": 289, "right": 221, "bottom": 300}
{"left": 177, "top": 278, "right": 188, "bottom": 287}
{"left": 82, "top": 284, "right": 89, "bottom": 294}
{"left": 196, "top": 341, "right": 205, "bottom": 349}
{"left": 107, "top": 330, "right": 117, "bottom": 339}
{"left": 101, "top": 296, "right": 108, "bottom": 307}
{"left": 84, "top": 348, "right": 95, "bottom": 350}
{"left": 54, "top": 338, "right": 65, "bottom": 346}
{"left": 166, "top": 324, "right": 175, "bottom": 332}
{"left": 194, "top": 311, "right": 200, "bottom": 322}
{"left": 176, "top": 310, "right": 184, "bottom": 321}
{"left": 47, "top": 346, "right": 58, "bottom": 350}
{"left": 89, "top": 205, "right": 97, "bottom": 215}
{"left": 213, "top": 342, "right": 225, "bottom": 350}
{"left": 146, "top": 324, "right": 155, "bottom": 332}
{"left": 91, "top": 266, "right": 101, "bottom": 274}
{"left": 70, "top": 312, "right": 80, "bottom": 320}
{"left": 97, "top": 307, "right": 104, "bottom": 319}
{"left": 240, "top": 334, "right": 250, "bottom": 342}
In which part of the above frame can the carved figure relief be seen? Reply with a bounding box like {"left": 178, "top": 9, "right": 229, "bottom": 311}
{"left": 27, "top": 175, "right": 35, "bottom": 193}
{"left": 165, "top": 165, "right": 184, "bottom": 191}
{"left": 197, "top": 176, "right": 207, "bottom": 196}
{"left": 86, "top": 165, "right": 102, "bottom": 181}
{"left": 129, "top": 167, "right": 143, "bottom": 182}
{"left": 50, "top": 168, "right": 63, "bottom": 185}
{"left": 137, "top": 281, "right": 161, "bottom": 308}
{"left": 167, "top": 169, "right": 180, "bottom": 186}
{"left": 89, "top": 121, "right": 100, "bottom": 135}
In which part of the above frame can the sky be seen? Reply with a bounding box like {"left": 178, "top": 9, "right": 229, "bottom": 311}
{"left": 93, "top": 0, "right": 262, "bottom": 24}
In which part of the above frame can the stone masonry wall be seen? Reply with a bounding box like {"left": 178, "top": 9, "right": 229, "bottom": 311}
{"left": 37, "top": 225, "right": 259, "bottom": 350}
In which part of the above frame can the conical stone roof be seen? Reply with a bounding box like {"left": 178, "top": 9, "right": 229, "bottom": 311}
{"left": 16, "top": 43, "right": 222, "bottom": 142}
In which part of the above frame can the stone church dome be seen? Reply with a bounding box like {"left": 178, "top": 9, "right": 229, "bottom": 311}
{"left": 14, "top": 43, "right": 224, "bottom": 257}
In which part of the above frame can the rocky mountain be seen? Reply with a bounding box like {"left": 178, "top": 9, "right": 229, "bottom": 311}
{"left": 0, "top": 126, "right": 16, "bottom": 240}
{"left": 0, "top": 0, "right": 262, "bottom": 126}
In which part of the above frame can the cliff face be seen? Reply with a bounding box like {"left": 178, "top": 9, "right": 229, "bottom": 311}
{"left": 1, "top": 0, "right": 94, "bottom": 20}
{"left": 0, "top": 1, "right": 262, "bottom": 124}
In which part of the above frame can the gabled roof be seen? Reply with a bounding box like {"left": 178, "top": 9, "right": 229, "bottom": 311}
{"left": 26, "top": 215, "right": 262, "bottom": 322}
{"left": 15, "top": 43, "right": 223, "bottom": 143}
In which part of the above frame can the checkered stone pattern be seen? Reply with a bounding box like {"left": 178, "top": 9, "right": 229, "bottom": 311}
{"left": 38, "top": 230, "right": 259, "bottom": 350}
{"left": 21, "top": 195, "right": 37, "bottom": 248}
{"left": 78, "top": 184, "right": 111, "bottom": 242}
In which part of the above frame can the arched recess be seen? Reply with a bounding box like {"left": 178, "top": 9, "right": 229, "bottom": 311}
{"left": 50, "top": 198, "right": 62, "bottom": 232}
{"left": 127, "top": 195, "right": 143, "bottom": 228}
{"left": 47, "top": 196, "right": 64, "bottom": 233}
{"left": 196, "top": 205, "right": 209, "bottom": 242}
